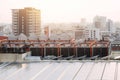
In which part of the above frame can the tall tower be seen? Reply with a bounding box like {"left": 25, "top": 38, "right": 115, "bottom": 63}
{"left": 107, "top": 19, "right": 115, "bottom": 33}
{"left": 12, "top": 7, "right": 41, "bottom": 36}
{"left": 93, "top": 16, "right": 107, "bottom": 31}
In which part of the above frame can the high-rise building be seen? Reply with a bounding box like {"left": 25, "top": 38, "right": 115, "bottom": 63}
{"left": 93, "top": 16, "right": 107, "bottom": 31}
{"left": 107, "top": 19, "right": 116, "bottom": 33}
{"left": 12, "top": 7, "right": 41, "bottom": 36}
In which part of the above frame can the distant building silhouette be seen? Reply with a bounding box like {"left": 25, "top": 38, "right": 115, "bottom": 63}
{"left": 107, "top": 19, "right": 116, "bottom": 34}
{"left": 44, "top": 26, "right": 50, "bottom": 38}
{"left": 93, "top": 16, "right": 107, "bottom": 31}
{"left": 12, "top": 7, "right": 41, "bottom": 36}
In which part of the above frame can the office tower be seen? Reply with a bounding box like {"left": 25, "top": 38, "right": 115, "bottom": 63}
{"left": 107, "top": 19, "right": 115, "bottom": 33}
{"left": 12, "top": 7, "right": 41, "bottom": 36}
{"left": 93, "top": 16, "right": 107, "bottom": 31}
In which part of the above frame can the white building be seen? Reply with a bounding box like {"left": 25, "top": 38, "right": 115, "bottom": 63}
{"left": 107, "top": 19, "right": 116, "bottom": 34}
{"left": 85, "top": 28, "right": 100, "bottom": 40}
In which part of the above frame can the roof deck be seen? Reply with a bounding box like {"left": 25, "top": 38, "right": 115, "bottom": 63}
{"left": 0, "top": 60, "right": 120, "bottom": 80}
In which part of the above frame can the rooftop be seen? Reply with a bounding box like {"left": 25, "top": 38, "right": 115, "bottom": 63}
{"left": 0, "top": 60, "right": 120, "bottom": 80}
{"left": 112, "top": 41, "right": 120, "bottom": 44}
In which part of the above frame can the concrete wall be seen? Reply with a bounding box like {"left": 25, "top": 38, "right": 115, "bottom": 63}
{"left": 0, "top": 51, "right": 31, "bottom": 62}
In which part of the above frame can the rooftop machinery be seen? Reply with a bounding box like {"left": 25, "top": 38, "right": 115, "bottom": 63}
{"left": 0, "top": 39, "right": 110, "bottom": 60}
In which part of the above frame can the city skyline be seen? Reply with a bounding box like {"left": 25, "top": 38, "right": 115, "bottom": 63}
{"left": 0, "top": 0, "right": 120, "bottom": 23}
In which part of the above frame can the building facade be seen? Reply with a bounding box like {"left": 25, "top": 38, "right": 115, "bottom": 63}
{"left": 93, "top": 16, "right": 107, "bottom": 31}
{"left": 107, "top": 19, "right": 116, "bottom": 34}
{"left": 75, "top": 28, "right": 85, "bottom": 40}
{"left": 85, "top": 28, "right": 100, "bottom": 40}
{"left": 12, "top": 7, "right": 41, "bottom": 36}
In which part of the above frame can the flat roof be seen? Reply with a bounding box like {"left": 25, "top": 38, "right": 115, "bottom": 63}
{"left": 0, "top": 61, "right": 119, "bottom": 80}
{"left": 112, "top": 41, "right": 120, "bottom": 44}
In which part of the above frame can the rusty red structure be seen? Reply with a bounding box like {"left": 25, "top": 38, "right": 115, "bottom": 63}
{"left": 0, "top": 39, "right": 110, "bottom": 58}
{"left": 92, "top": 40, "right": 110, "bottom": 57}
{"left": 78, "top": 40, "right": 96, "bottom": 57}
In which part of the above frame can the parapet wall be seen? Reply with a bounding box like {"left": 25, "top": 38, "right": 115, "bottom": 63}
{"left": 0, "top": 51, "right": 31, "bottom": 62}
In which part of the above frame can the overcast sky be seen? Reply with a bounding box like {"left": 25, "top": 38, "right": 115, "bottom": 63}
{"left": 0, "top": 0, "right": 120, "bottom": 23}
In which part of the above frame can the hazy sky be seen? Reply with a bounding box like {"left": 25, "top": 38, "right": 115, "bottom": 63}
{"left": 0, "top": 0, "right": 120, "bottom": 23}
